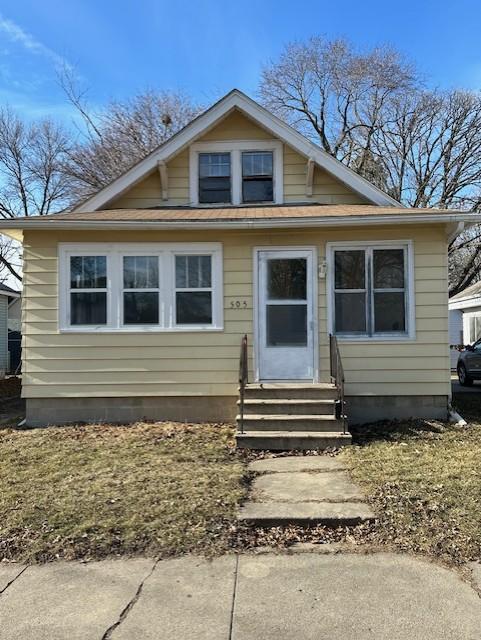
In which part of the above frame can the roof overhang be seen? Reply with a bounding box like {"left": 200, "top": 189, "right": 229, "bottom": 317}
{"left": 1, "top": 211, "right": 480, "bottom": 238}
{"left": 449, "top": 297, "right": 481, "bottom": 310}
{"left": 73, "top": 89, "right": 402, "bottom": 212}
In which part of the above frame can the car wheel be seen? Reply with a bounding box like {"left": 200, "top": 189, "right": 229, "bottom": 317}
{"left": 458, "top": 363, "right": 473, "bottom": 386}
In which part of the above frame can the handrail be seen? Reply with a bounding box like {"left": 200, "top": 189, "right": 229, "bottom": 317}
{"left": 238, "top": 334, "right": 248, "bottom": 434}
{"left": 329, "top": 334, "right": 347, "bottom": 434}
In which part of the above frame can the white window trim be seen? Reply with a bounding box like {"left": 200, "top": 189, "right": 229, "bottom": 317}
{"left": 326, "top": 239, "right": 416, "bottom": 342}
{"left": 58, "top": 243, "right": 223, "bottom": 333}
{"left": 189, "top": 140, "right": 283, "bottom": 206}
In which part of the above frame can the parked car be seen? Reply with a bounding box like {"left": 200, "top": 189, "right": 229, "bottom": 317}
{"left": 457, "top": 339, "right": 481, "bottom": 386}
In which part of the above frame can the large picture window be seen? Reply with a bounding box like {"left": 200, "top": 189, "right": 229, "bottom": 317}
{"left": 60, "top": 244, "right": 223, "bottom": 332}
{"left": 329, "top": 243, "right": 413, "bottom": 339}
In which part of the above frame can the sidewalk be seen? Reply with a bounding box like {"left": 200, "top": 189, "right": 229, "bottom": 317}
{"left": 1, "top": 552, "right": 480, "bottom": 639}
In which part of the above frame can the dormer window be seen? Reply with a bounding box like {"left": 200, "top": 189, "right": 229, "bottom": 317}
{"left": 190, "top": 141, "right": 283, "bottom": 206}
{"left": 198, "top": 153, "right": 231, "bottom": 204}
{"left": 242, "top": 151, "right": 273, "bottom": 203}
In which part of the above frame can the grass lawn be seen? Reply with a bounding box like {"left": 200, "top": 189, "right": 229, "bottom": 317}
{"left": 341, "top": 393, "right": 481, "bottom": 564}
{"left": 0, "top": 421, "right": 247, "bottom": 563}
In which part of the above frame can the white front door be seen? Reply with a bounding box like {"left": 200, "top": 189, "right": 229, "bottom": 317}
{"left": 256, "top": 248, "right": 316, "bottom": 381}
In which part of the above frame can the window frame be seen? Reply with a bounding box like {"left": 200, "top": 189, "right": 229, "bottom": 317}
{"left": 59, "top": 243, "right": 223, "bottom": 333}
{"left": 189, "top": 140, "right": 283, "bottom": 206}
{"left": 198, "top": 152, "right": 232, "bottom": 205}
{"left": 326, "top": 240, "right": 416, "bottom": 342}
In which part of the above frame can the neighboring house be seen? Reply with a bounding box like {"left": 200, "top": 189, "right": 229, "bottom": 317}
{"left": 1, "top": 90, "right": 480, "bottom": 446}
{"left": 449, "top": 281, "right": 481, "bottom": 368}
{"left": 0, "top": 284, "right": 20, "bottom": 376}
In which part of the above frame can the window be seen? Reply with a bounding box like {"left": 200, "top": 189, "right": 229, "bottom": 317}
{"left": 190, "top": 141, "right": 283, "bottom": 205}
{"left": 69, "top": 256, "right": 107, "bottom": 326}
{"left": 60, "top": 244, "right": 223, "bottom": 331}
{"left": 198, "top": 153, "right": 231, "bottom": 204}
{"left": 468, "top": 314, "right": 481, "bottom": 343}
{"left": 123, "top": 256, "right": 159, "bottom": 324}
{"left": 175, "top": 255, "right": 212, "bottom": 324}
{"left": 329, "top": 243, "right": 413, "bottom": 339}
{"left": 242, "top": 151, "right": 273, "bottom": 203}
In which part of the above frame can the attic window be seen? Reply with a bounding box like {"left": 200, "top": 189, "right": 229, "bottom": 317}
{"left": 190, "top": 141, "right": 283, "bottom": 205}
{"left": 242, "top": 151, "right": 273, "bottom": 203}
{"left": 198, "top": 153, "right": 231, "bottom": 204}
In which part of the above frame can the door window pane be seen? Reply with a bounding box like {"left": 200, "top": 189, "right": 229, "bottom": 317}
{"left": 199, "top": 153, "right": 231, "bottom": 203}
{"left": 123, "top": 256, "right": 158, "bottom": 289}
{"left": 124, "top": 292, "right": 159, "bottom": 324}
{"left": 175, "top": 255, "right": 211, "bottom": 288}
{"left": 266, "top": 304, "right": 307, "bottom": 346}
{"left": 267, "top": 258, "right": 307, "bottom": 300}
{"left": 334, "top": 292, "right": 366, "bottom": 333}
{"left": 176, "top": 291, "right": 212, "bottom": 324}
{"left": 373, "top": 249, "right": 404, "bottom": 288}
{"left": 374, "top": 292, "right": 405, "bottom": 332}
{"left": 70, "top": 256, "right": 106, "bottom": 289}
{"left": 71, "top": 292, "right": 107, "bottom": 325}
{"left": 242, "top": 151, "right": 273, "bottom": 203}
{"left": 334, "top": 251, "right": 365, "bottom": 289}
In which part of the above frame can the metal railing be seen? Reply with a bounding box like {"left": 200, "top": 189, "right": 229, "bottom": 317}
{"left": 329, "top": 334, "right": 347, "bottom": 434}
{"left": 238, "top": 334, "right": 248, "bottom": 434}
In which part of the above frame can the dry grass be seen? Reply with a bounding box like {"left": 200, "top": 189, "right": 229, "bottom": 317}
{"left": 340, "top": 393, "right": 481, "bottom": 564}
{"left": 0, "top": 421, "right": 247, "bottom": 563}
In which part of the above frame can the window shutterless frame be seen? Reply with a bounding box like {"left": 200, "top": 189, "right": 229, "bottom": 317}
{"left": 189, "top": 140, "right": 283, "bottom": 206}
{"left": 58, "top": 243, "right": 223, "bottom": 332}
{"left": 326, "top": 240, "right": 416, "bottom": 341}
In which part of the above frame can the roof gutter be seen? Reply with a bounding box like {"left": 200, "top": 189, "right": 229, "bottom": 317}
{"left": 0, "top": 212, "right": 480, "bottom": 235}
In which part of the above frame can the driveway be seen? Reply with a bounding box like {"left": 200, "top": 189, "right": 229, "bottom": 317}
{"left": 0, "top": 553, "right": 480, "bottom": 639}
{"left": 451, "top": 374, "right": 481, "bottom": 394}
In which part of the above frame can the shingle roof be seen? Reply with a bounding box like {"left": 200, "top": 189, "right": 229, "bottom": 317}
{"left": 0, "top": 283, "right": 20, "bottom": 296}
{"left": 450, "top": 280, "right": 481, "bottom": 302}
{"left": 46, "top": 204, "right": 456, "bottom": 222}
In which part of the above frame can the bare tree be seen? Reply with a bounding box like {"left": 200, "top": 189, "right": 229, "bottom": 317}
{"left": 260, "top": 37, "right": 418, "bottom": 175}
{"left": 60, "top": 70, "right": 202, "bottom": 200}
{"left": 260, "top": 36, "right": 481, "bottom": 295}
{"left": 0, "top": 108, "right": 74, "bottom": 283}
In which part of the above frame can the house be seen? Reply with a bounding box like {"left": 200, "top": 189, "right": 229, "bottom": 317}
{"left": 0, "top": 284, "right": 20, "bottom": 377}
{"left": 449, "top": 281, "right": 481, "bottom": 368}
{"left": 0, "top": 90, "right": 479, "bottom": 448}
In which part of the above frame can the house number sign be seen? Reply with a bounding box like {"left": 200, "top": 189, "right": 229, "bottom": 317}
{"left": 230, "top": 300, "right": 248, "bottom": 309}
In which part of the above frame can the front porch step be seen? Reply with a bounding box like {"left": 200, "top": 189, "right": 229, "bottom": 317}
{"left": 236, "top": 431, "right": 351, "bottom": 451}
{"left": 236, "top": 414, "right": 342, "bottom": 432}
{"left": 238, "top": 398, "right": 336, "bottom": 416}
{"left": 243, "top": 383, "right": 338, "bottom": 400}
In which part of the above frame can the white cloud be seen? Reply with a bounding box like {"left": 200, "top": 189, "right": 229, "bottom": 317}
{"left": 0, "top": 13, "right": 70, "bottom": 69}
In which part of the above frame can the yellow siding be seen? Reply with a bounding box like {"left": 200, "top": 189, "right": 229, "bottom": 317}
{"left": 22, "top": 225, "right": 450, "bottom": 400}
{"left": 107, "top": 109, "right": 368, "bottom": 208}
{"left": 109, "top": 149, "right": 190, "bottom": 208}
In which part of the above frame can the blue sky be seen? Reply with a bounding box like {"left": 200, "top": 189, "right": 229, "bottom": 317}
{"left": 1, "top": 0, "right": 481, "bottom": 125}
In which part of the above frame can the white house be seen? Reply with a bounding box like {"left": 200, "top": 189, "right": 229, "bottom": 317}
{"left": 449, "top": 281, "right": 481, "bottom": 368}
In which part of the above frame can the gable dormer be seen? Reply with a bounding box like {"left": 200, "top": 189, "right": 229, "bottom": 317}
{"left": 74, "top": 90, "right": 400, "bottom": 212}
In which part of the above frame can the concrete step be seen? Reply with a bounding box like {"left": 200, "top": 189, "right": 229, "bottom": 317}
{"left": 236, "top": 414, "right": 342, "bottom": 432}
{"left": 238, "top": 501, "right": 375, "bottom": 527}
{"left": 243, "top": 383, "right": 338, "bottom": 400}
{"left": 235, "top": 431, "right": 351, "bottom": 451}
{"left": 238, "top": 398, "right": 336, "bottom": 416}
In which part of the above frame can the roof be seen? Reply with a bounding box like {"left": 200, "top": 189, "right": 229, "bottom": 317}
{"left": 38, "top": 204, "right": 466, "bottom": 222}
{"left": 0, "top": 283, "right": 20, "bottom": 298}
{"left": 73, "top": 89, "right": 402, "bottom": 212}
{"left": 1, "top": 204, "right": 480, "bottom": 236}
{"left": 450, "top": 281, "right": 481, "bottom": 303}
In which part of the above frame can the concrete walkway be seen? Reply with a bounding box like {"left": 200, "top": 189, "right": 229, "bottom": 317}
{"left": 238, "top": 456, "right": 375, "bottom": 526}
{"left": 0, "top": 554, "right": 480, "bottom": 639}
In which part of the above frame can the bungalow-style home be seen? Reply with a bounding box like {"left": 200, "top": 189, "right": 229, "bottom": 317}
{"left": 1, "top": 90, "right": 480, "bottom": 448}
{"left": 449, "top": 281, "right": 481, "bottom": 368}
{"left": 0, "top": 283, "right": 20, "bottom": 377}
